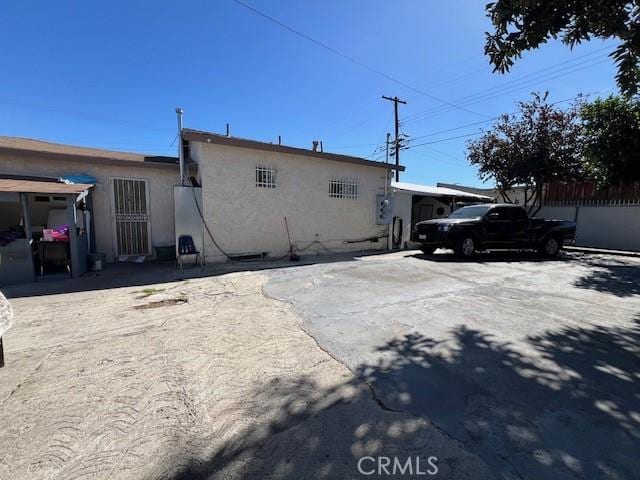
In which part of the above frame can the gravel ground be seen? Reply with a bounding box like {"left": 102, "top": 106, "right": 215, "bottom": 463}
{"left": 0, "top": 268, "right": 491, "bottom": 480}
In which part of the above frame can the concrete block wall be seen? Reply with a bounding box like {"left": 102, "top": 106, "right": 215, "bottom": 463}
{"left": 538, "top": 205, "right": 640, "bottom": 252}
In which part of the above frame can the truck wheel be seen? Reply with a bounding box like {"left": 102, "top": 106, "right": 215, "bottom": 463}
{"left": 421, "top": 246, "right": 436, "bottom": 255}
{"left": 540, "top": 236, "right": 562, "bottom": 257}
{"left": 455, "top": 236, "right": 476, "bottom": 258}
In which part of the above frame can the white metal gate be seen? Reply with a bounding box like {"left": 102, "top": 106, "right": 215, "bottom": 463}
{"left": 112, "top": 178, "right": 151, "bottom": 256}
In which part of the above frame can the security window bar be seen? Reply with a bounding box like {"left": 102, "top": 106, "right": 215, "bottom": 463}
{"left": 256, "top": 165, "right": 277, "bottom": 188}
{"left": 329, "top": 178, "right": 359, "bottom": 199}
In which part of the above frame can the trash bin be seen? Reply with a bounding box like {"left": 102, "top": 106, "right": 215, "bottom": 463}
{"left": 155, "top": 245, "right": 176, "bottom": 261}
{"left": 88, "top": 253, "right": 106, "bottom": 271}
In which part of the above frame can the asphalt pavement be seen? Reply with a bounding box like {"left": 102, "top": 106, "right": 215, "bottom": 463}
{"left": 264, "top": 249, "right": 640, "bottom": 480}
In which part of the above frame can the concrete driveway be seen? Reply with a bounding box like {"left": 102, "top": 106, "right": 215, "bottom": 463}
{"left": 264, "top": 250, "right": 640, "bottom": 480}
{"left": 1, "top": 250, "right": 638, "bottom": 480}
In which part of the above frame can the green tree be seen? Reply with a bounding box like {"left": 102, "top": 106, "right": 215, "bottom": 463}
{"left": 467, "top": 93, "right": 584, "bottom": 214}
{"left": 581, "top": 95, "right": 640, "bottom": 185}
{"left": 485, "top": 1, "right": 640, "bottom": 95}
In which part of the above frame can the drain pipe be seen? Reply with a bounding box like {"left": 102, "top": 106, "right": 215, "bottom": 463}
{"left": 176, "top": 107, "right": 184, "bottom": 186}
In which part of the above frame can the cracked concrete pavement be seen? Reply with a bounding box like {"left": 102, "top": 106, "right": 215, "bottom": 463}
{"left": 264, "top": 250, "right": 640, "bottom": 480}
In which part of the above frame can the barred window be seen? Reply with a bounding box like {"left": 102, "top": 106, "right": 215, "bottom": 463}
{"left": 256, "top": 165, "right": 277, "bottom": 188}
{"left": 329, "top": 178, "right": 359, "bottom": 199}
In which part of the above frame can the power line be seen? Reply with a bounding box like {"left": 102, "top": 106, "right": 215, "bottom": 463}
{"left": 403, "top": 90, "right": 599, "bottom": 144}
{"left": 406, "top": 118, "right": 495, "bottom": 143}
{"left": 230, "top": 0, "right": 490, "bottom": 118}
{"left": 404, "top": 89, "right": 613, "bottom": 153}
{"left": 408, "top": 131, "right": 483, "bottom": 148}
{"left": 401, "top": 45, "right": 612, "bottom": 123}
{"left": 412, "top": 144, "right": 469, "bottom": 167}
{"left": 403, "top": 54, "right": 612, "bottom": 125}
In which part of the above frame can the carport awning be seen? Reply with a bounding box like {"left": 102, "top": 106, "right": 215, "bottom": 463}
{"left": 391, "top": 181, "right": 493, "bottom": 201}
{"left": 0, "top": 179, "right": 93, "bottom": 194}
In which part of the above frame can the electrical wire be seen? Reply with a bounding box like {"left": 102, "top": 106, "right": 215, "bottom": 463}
{"left": 408, "top": 131, "right": 484, "bottom": 148}
{"left": 404, "top": 56, "right": 612, "bottom": 124}
{"left": 403, "top": 89, "right": 612, "bottom": 148}
{"left": 230, "top": 0, "right": 490, "bottom": 118}
{"left": 413, "top": 144, "right": 469, "bottom": 166}
{"left": 190, "top": 183, "right": 231, "bottom": 259}
{"left": 401, "top": 45, "right": 613, "bottom": 124}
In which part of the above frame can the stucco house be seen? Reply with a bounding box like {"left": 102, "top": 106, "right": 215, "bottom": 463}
{"left": 0, "top": 137, "right": 179, "bottom": 285}
{"left": 182, "top": 129, "right": 401, "bottom": 262}
{"left": 0, "top": 131, "right": 402, "bottom": 285}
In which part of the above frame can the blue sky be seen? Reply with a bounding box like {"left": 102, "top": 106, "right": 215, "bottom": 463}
{"left": 0, "top": 1, "right": 619, "bottom": 187}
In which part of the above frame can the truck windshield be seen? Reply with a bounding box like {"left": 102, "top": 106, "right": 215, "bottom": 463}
{"left": 448, "top": 205, "right": 492, "bottom": 219}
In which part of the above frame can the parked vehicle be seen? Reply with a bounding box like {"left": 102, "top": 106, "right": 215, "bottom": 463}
{"left": 412, "top": 204, "right": 576, "bottom": 258}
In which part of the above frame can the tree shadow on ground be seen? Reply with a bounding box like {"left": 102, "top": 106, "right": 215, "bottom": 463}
{"left": 167, "top": 319, "right": 640, "bottom": 480}
{"left": 573, "top": 258, "right": 640, "bottom": 297}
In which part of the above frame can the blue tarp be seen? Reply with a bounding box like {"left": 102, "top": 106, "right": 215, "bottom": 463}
{"left": 60, "top": 174, "right": 97, "bottom": 185}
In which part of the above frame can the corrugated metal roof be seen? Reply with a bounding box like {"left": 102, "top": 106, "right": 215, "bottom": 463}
{"left": 183, "top": 128, "right": 405, "bottom": 171}
{"left": 0, "top": 179, "right": 93, "bottom": 194}
{"left": 0, "top": 136, "right": 178, "bottom": 167}
{"left": 391, "top": 181, "right": 494, "bottom": 200}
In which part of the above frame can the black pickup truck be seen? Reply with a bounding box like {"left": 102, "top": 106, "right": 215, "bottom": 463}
{"left": 412, "top": 204, "right": 576, "bottom": 258}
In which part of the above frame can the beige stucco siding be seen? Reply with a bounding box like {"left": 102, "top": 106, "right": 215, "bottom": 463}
{"left": 191, "top": 142, "right": 390, "bottom": 261}
{"left": 0, "top": 153, "right": 178, "bottom": 262}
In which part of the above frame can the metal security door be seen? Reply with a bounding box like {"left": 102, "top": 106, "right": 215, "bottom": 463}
{"left": 112, "top": 178, "right": 151, "bottom": 256}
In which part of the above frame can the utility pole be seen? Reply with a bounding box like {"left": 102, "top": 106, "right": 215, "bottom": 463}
{"left": 382, "top": 95, "right": 407, "bottom": 182}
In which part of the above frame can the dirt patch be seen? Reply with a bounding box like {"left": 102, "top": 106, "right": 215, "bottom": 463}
{"left": 133, "top": 297, "right": 187, "bottom": 309}
{"left": 134, "top": 287, "right": 167, "bottom": 299}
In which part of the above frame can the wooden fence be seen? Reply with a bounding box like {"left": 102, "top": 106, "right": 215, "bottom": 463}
{"left": 543, "top": 181, "right": 640, "bottom": 206}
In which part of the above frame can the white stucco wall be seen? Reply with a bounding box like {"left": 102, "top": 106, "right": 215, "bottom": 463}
{"left": 0, "top": 153, "right": 178, "bottom": 262}
{"left": 191, "top": 142, "right": 390, "bottom": 261}
{"left": 575, "top": 205, "right": 640, "bottom": 251}
{"left": 392, "top": 191, "right": 413, "bottom": 248}
{"left": 524, "top": 205, "right": 640, "bottom": 251}
{"left": 392, "top": 191, "right": 452, "bottom": 247}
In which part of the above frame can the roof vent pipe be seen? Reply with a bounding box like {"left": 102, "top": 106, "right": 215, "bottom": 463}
{"left": 175, "top": 107, "right": 184, "bottom": 186}
{"left": 226, "top": 123, "right": 230, "bottom": 137}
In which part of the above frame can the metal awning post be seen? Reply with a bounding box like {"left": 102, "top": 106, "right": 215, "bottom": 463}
{"left": 67, "top": 195, "right": 80, "bottom": 278}
{"left": 19, "top": 192, "right": 35, "bottom": 279}
{"left": 19, "top": 192, "right": 32, "bottom": 242}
